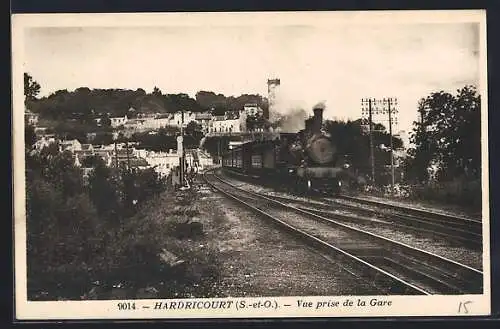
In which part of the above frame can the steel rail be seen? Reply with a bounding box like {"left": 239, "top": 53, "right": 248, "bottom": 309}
{"left": 209, "top": 170, "right": 483, "bottom": 295}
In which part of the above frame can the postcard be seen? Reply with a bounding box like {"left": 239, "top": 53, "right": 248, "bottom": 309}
{"left": 12, "top": 10, "right": 490, "bottom": 320}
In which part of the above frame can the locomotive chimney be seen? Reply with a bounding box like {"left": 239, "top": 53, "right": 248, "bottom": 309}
{"left": 313, "top": 107, "right": 323, "bottom": 133}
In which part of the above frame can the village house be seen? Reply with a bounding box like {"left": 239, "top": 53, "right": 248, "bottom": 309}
{"left": 110, "top": 147, "right": 150, "bottom": 170}
{"left": 123, "top": 118, "right": 146, "bottom": 131}
{"left": 137, "top": 112, "right": 156, "bottom": 119}
{"left": 210, "top": 110, "right": 247, "bottom": 134}
{"left": 33, "top": 134, "right": 57, "bottom": 151}
{"left": 137, "top": 113, "right": 170, "bottom": 130}
{"left": 94, "top": 144, "right": 116, "bottom": 152}
{"left": 211, "top": 117, "right": 238, "bottom": 133}
{"left": 149, "top": 113, "right": 171, "bottom": 129}
{"left": 132, "top": 148, "right": 213, "bottom": 178}
{"left": 86, "top": 132, "right": 97, "bottom": 142}
{"left": 34, "top": 127, "right": 48, "bottom": 136}
{"left": 243, "top": 103, "right": 263, "bottom": 117}
{"left": 110, "top": 115, "right": 128, "bottom": 128}
{"left": 81, "top": 144, "right": 94, "bottom": 152}
{"left": 60, "top": 139, "right": 82, "bottom": 153}
{"left": 135, "top": 149, "right": 180, "bottom": 177}
{"left": 186, "top": 149, "right": 214, "bottom": 170}
{"left": 94, "top": 149, "right": 114, "bottom": 167}
{"left": 73, "top": 144, "right": 96, "bottom": 166}
{"left": 25, "top": 108, "right": 39, "bottom": 126}
{"left": 169, "top": 111, "right": 197, "bottom": 127}
{"left": 122, "top": 113, "right": 173, "bottom": 131}
{"left": 194, "top": 112, "right": 212, "bottom": 133}
{"left": 197, "top": 150, "right": 214, "bottom": 169}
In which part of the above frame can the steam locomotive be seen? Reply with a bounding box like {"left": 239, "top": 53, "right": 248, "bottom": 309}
{"left": 222, "top": 106, "right": 351, "bottom": 195}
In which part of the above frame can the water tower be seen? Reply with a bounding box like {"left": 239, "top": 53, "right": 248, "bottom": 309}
{"left": 267, "top": 78, "right": 280, "bottom": 120}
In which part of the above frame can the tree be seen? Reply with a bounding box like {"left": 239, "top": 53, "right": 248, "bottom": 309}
{"left": 185, "top": 121, "right": 203, "bottom": 138}
{"left": 100, "top": 114, "right": 112, "bottom": 127}
{"left": 38, "top": 150, "right": 84, "bottom": 197}
{"left": 406, "top": 86, "right": 481, "bottom": 183}
{"left": 92, "top": 132, "right": 114, "bottom": 145}
{"left": 88, "top": 159, "right": 123, "bottom": 224}
{"left": 24, "top": 73, "right": 41, "bottom": 103}
{"left": 246, "top": 115, "right": 268, "bottom": 131}
{"left": 25, "top": 124, "right": 37, "bottom": 150}
{"left": 324, "top": 119, "right": 403, "bottom": 185}
{"left": 195, "top": 90, "right": 266, "bottom": 113}
{"left": 81, "top": 155, "right": 103, "bottom": 168}
{"left": 152, "top": 86, "right": 162, "bottom": 96}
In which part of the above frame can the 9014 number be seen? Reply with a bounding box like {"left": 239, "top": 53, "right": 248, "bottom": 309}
{"left": 117, "top": 302, "right": 136, "bottom": 310}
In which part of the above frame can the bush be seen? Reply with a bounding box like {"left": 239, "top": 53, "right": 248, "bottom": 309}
{"left": 367, "top": 178, "right": 482, "bottom": 211}
{"left": 412, "top": 179, "right": 482, "bottom": 209}
{"left": 26, "top": 147, "right": 169, "bottom": 300}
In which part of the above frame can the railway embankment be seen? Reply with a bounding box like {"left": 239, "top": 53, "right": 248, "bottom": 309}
{"left": 79, "top": 186, "right": 223, "bottom": 300}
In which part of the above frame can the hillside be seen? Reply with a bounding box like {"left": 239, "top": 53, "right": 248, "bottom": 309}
{"left": 27, "top": 87, "right": 269, "bottom": 121}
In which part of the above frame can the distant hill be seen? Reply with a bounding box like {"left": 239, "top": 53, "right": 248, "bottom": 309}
{"left": 28, "top": 87, "right": 269, "bottom": 121}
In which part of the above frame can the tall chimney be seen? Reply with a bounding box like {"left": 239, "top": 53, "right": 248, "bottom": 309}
{"left": 313, "top": 107, "right": 323, "bottom": 133}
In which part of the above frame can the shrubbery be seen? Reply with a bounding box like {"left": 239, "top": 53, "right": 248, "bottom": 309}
{"left": 361, "top": 179, "right": 481, "bottom": 211}
{"left": 410, "top": 179, "right": 482, "bottom": 209}
{"left": 397, "top": 86, "right": 482, "bottom": 209}
{"left": 26, "top": 146, "right": 168, "bottom": 300}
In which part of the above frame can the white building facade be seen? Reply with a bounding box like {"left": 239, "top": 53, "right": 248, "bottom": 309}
{"left": 110, "top": 115, "right": 128, "bottom": 128}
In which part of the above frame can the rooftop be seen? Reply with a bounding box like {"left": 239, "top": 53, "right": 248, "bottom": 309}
{"left": 81, "top": 144, "right": 93, "bottom": 151}
{"left": 195, "top": 113, "right": 212, "bottom": 120}
{"left": 60, "top": 139, "right": 80, "bottom": 145}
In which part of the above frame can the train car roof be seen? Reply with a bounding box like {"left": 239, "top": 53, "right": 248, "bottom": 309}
{"left": 221, "top": 132, "right": 300, "bottom": 156}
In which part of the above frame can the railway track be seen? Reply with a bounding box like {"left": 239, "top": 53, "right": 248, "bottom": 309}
{"left": 204, "top": 169, "right": 483, "bottom": 295}
{"left": 338, "top": 194, "right": 482, "bottom": 232}
{"left": 222, "top": 168, "right": 482, "bottom": 248}
{"left": 259, "top": 193, "right": 482, "bottom": 248}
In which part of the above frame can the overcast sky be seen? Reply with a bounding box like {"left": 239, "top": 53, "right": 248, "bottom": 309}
{"left": 24, "top": 20, "right": 480, "bottom": 141}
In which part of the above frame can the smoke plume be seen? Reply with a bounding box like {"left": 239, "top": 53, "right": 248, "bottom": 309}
{"left": 312, "top": 101, "right": 326, "bottom": 110}
{"left": 267, "top": 80, "right": 329, "bottom": 132}
{"left": 272, "top": 108, "right": 308, "bottom": 133}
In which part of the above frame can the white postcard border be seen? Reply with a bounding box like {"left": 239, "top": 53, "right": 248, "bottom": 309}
{"left": 12, "top": 10, "right": 491, "bottom": 320}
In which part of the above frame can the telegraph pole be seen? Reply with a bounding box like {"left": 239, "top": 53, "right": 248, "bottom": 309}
{"left": 217, "top": 139, "right": 220, "bottom": 165}
{"left": 361, "top": 98, "right": 376, "bottom": 184}
{"left": 362, "top": 97, "right": 399, "bottom": 188}
{"left": 387, "top": 98, "right": 395, "bottom": 190}
{"left": 126, "top": 139, "right": 131, "bottom": 171}
{"left": 179, "top": 109, "right": 185, "bottom": 187}
{"left": 368, "top": 99, "right": 375, "bottom": 184}
{"left": 114, "top": 135, "right": 119, "bottom": 169}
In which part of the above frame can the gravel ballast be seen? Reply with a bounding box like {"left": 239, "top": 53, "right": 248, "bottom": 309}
{"left": 198, "top": 185, "right": 381, "bottom": 296}
{"left": 218, "top": 170, "right": 484, "bottom": 271}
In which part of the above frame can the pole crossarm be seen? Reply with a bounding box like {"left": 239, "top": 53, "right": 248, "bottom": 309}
{"left": 361, "top": 97, "right": 399, "bottom": 190}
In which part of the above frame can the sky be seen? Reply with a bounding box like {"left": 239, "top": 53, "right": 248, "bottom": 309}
{"left": 23, "top": 20, "right": 481, "bottom": 145}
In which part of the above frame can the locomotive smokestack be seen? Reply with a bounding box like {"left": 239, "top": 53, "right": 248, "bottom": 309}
{"left": 312, "top": 106, "right": 324, "bottom": 134}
